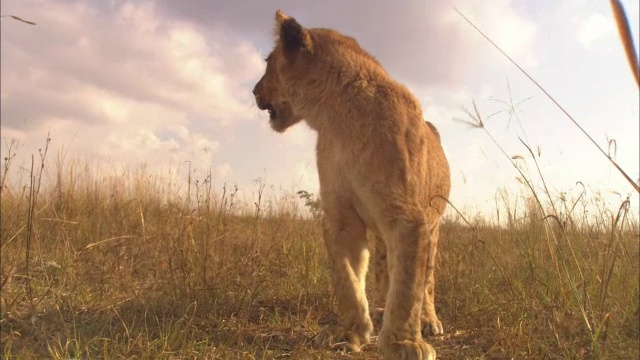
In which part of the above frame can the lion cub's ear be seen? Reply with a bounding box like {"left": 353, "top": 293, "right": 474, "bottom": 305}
{"left": 274, "top": 10, "right": 312, "bottom": 55}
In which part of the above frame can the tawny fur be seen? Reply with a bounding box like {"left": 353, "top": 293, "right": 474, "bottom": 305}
{"left": 253, "top": 10, "right": 450, "bottom": 360}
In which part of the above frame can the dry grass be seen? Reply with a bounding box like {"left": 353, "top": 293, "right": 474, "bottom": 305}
{"left": 1, "top": 142, "right": 637, "bottom": 360}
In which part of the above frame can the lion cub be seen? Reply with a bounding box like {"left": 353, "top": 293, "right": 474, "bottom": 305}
{"left": 253, "top": 10, "right": 450, "bottom": 360}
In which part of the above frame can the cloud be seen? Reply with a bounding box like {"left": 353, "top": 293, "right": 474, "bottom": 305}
{"left": 150, "top": 0, "right": 538, "bottom": 88}
{"left": 574, "top": 12, "right": 615, "bottom": 49}
{"left": 463, "top": 1, "right": 537, "bottom": 65}
{"left": 1, "top": 0, "right": 264, "bottom": 172}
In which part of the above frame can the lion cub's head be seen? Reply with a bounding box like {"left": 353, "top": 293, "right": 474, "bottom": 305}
{"left": 252, "top": 10, "right": 314, "bottom": 133}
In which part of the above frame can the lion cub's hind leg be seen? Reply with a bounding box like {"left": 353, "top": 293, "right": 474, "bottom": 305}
{"left": 313, "top": 203, "right": 373, "bottom": 352}
{"left": 372, "top": 222, "right": 444, "bottom": 339}
{"left": 421, "top": 222, "right": 444, "bottom": 337}
{"left": 376, "top": 203, "right": 436, "bottom": 360}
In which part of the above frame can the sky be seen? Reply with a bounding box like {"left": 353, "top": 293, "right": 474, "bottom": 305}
{"left": 1, "top": 0, "right": 639, "bottom": 219}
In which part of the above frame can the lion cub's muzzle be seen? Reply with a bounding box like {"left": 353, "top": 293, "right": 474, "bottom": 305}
{"left": 252, "top": 83, "right": 276, "bottom": 120}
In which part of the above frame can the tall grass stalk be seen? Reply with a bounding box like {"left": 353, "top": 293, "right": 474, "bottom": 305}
{"left": 609, "top": 0, "right": 640, "bottom": 88}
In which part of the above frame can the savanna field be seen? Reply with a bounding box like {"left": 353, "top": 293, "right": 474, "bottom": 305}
{"left": 0, "top": 138, "right": 638, "bottom": 360}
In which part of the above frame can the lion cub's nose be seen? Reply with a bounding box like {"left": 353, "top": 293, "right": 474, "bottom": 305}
{"left": 252, "top": 84, "right": 259, "bottom": 97}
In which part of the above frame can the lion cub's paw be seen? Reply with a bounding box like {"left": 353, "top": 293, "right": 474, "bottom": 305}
{"left": 421, "top": 315, "right": 443, "bottom": 337}
{"left": 380, "top": 339, "right": 436, "bottom": 360}
{"left": 313, "top": 326, "right": 370, "bottom": 352}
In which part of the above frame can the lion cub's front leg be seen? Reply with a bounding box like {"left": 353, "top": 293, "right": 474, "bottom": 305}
{"left": 313, "top": 206, "right": 373, "bottom": 352}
